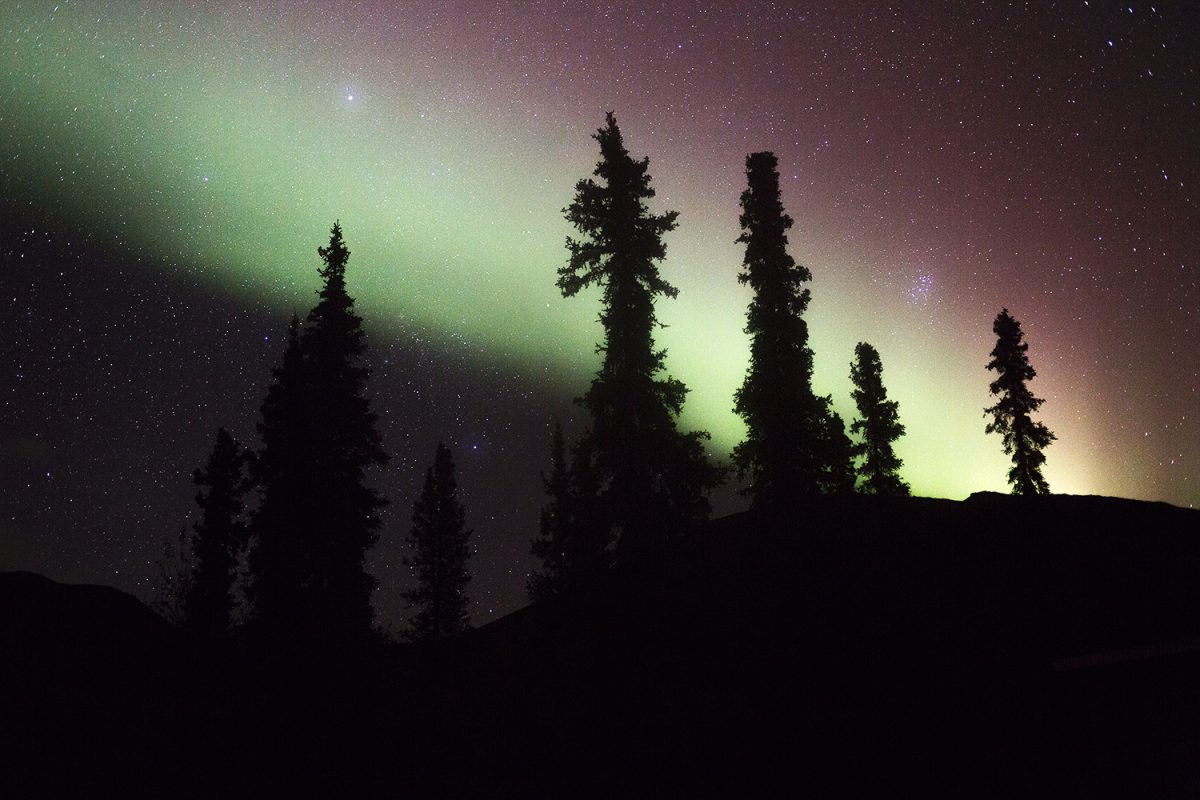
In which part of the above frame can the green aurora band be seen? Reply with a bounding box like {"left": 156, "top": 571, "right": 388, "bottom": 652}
{"left": 2, "top": 2, "right": 1175, "bottom": 504}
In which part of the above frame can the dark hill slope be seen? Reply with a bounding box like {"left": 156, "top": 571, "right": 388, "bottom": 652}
{"left": 3, "top": 494, "right": 1199, "bottom": 797}
{"left": 421, "top": 493, "right": 1200, "bottom": 796}
{"left": 0, "top": 571, "right": 192, "bottom": 794}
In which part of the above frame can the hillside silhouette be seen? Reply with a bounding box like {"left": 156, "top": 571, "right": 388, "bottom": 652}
{"left": 4, "top": 493, "right": 1200, "bottom": 796}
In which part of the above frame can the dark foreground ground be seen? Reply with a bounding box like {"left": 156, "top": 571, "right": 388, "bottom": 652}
{"left": 3, "top": 492, "right": 1200, "bottom": 797}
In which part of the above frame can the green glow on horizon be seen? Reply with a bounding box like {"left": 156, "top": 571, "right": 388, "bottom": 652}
{"left": 1, "top": 3, "right": 1164, "bottom": 505}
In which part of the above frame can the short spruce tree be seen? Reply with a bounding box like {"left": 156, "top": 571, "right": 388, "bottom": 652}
{"left": 404, "top": 442, "right": 472, "bottom": 641}
{"left": 984, "top": 308, "right": 1055, "bottom": 495}
{"left": 528, "top": 421, "right": 612, "bottom": 600}
{"left": 848, "top": 342, "right": 909, "bottom": 496}
{"left": 182, "top": 427, "right": 250, "bottom": 642}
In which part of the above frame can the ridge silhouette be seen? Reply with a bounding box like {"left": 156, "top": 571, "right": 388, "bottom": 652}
{"left": 6, "top": 495, "right": 1200, "bottom": 795}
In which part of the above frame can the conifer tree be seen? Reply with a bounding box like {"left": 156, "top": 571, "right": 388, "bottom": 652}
{"left": 732, "top": 151, "right": 827, "bottom": 505}
{"left": 404, "top": 442, "right": 472, "bottom": 641}
{"left": 247, "top": 315, "right": 309, "bottom": 637}
{"left": 528, "top": 421, "right": 612, "bottom": 601}
{"left": 819, "top": 403, "right": 858, "bottom": 495}
{"left": 559, "top": 112, "right": 721, "bottom": 550}
{"left": 528, "top": 421, "right": 571, "bottom": 601}
{"left": 985, "top": 308, "right": 1055, "bottom": 495}
{"left": 849, "top": 342, "right": 910, "bottom": 496}
{"left": 301, "top": 221, "right": 388, "bottom": 637}
{"left": 248, "top": 223, "right": 388, "bottom": 645}
{"left": 151, "top": 528, "right": 193, "bottom": 627}
{"left": 182, "top": 428, "right": 250, "bottom": 642}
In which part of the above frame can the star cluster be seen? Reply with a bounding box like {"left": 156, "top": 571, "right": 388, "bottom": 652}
{"left": 2, "top": 1, "right": 1196, "bottom": 626}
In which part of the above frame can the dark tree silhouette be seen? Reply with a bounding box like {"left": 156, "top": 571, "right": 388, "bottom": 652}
{"left": 731, "top": 151, "right": 827, "bottom": 504}
{"left": 182, "top": 427, "right": 250, "bottom": 642}
{"left": 404, "top": 442, "right": 472, "bottom": 641}
{"left": 528, "top": 421, "right": 572, "bottom": 601}
{"left": 985, "top": 308, "right": 1055, "bottom": 495}
{"left": 247, "top": 314, "right": 309, "bottom": 638}
{"left": 247, "top": 222, "right": 388, "bottom": 645}
{"left": 150, "top": 527, "right": 193, "bottom": 626}
{"left": 819, "top": 402, "right": 858, "bottom": 495}
{"left": 849, "top": 342, "right": 910, "bottom": 496}
{"left": 528, "top": 421, "right": 612, "bottom": 601}
{"left": 559, "top": 112, "right": 721, "bottom": 550}
{"left": 301, "top": 221, "right": 388, "bottom": 637}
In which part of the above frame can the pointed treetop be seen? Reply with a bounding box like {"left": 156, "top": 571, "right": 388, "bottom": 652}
{"left": 592, "top": 112, "right": 641, "bottom": 186}
{"left": 317, "top": 220, "right": 350, "bottom": 285}
{"left": 560, "top": 112, "right": 679, "bottom": 302}
{"left": 601, "top": 110, "right": 620, "bottom": 143}
{"left": 433, "top": 440, "right": 455, "bottom": 475}
{"left": 988, "top": 307, "right": 1037, "bottom": 386}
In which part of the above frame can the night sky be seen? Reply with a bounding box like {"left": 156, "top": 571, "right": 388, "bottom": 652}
{"left": 2, "top": 1, "right": 1197, "bottom": 629}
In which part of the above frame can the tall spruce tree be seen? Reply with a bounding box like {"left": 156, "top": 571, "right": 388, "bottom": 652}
{"left": 559, "top": 112, "right": 721, "bottom": 550}
{"left": 528, "top": 421, "right": 611, "bottom": 601}
{"left": 732, "top": 151, "right": 827, "bottom": 505}
{"left": 984, "top": 308, "right": 1055, "bottom": 495}
{"left": 247, "top": 314, "right": 309, "bottom": 638}
{"left": 182, "top": 428, "right": 250, "bottom": 642}
{"left": 404, "top": 442, "right": 472, "bottom": 641}
{"left": 849, "top": 342, "right": 910, "bottom": 496}
{"left": 301, "top": 221, "right": 388, "bottom": 637}
{"left": 248, "top": 222, "right": 388, "bottom": 645}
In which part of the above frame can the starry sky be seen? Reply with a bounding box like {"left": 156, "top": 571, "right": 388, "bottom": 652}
{"left": 2, "top": 1, "right": 1197, "bottom": 628}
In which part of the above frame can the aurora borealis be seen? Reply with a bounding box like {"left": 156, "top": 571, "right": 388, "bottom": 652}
{"left": 3, "top": 2, "right": 1197, "bottom": 623}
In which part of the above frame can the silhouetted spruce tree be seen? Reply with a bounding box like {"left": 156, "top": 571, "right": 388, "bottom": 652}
{"left": 301, "top": 221, "right": 388, "bottom": 638}
{"left": 732, "top": 151, "right": 827, "bottom": 505}
{"left": 819, "top": 403, "right": 858, "bottom": 495}
{"left": 528, "top": 421, "right": 612, "bottom": 601}
{"left": 151, "top": 527, "right": 193, "bottom": 627}
{"left": 247, "top": 314, "right": 309, "bottom": 638}
{"left": 248, "top": 222, "right": 388, "bottom": 645}
{"left": 849, "top": 342, "right": 910, "bottom": 496}
{"left": 984, "top": 308, "right": 1055, "bottom": 495}
{"left": 182, "top": 428, "right": 250, "bottom": 642}
{"left": 528, "top": 421, "right": 571, "bottom": 601}
{"left": 404, "top": 442, "right": 472, "bottom": 641}
{"left": 559, "top": 112, "right": 722, "bottom": 551}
